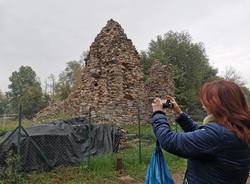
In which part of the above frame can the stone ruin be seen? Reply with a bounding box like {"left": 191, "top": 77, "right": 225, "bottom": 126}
{"left": 35, "top": 19, "right": 174, "bottom": 125}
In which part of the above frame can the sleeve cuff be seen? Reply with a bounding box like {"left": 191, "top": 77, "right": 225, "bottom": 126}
{"left": 175, "top": 112, "right": 189, "bottom": 123}
{"left": 151, "top": 110, "right": 166, "bottom": 118}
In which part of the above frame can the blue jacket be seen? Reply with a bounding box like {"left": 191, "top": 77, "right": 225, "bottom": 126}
{"left": 151, "top": 111, "right": 250, "bottom": 184}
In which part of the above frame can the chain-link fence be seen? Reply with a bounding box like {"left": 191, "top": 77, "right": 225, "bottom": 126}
{"left": 0, "top": 105, "right": 180, "bottom": 176}
{"left": 0, "top": 106, "right": 123, "bottom": 173}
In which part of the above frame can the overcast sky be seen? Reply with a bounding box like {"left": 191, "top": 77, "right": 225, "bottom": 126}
{"left": 1, "top": 0, "right": 250, "bottom": 92}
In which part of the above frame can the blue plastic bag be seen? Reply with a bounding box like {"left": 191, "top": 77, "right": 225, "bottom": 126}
{"left": 145, "top": 142, "right": 174, "bottom": 184}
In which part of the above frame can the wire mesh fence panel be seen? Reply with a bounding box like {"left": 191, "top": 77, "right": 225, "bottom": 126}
{"left": 32, "top": 135, "right": 73, "bottom": 167}
{"left": 0, "top": 104, "right": 150, "bottom": 174}
{"left": 0, "top": 117, "right": 123, "bottom": 172}
{"left": 20, "top": 138, "right": 47, "bottom": 171}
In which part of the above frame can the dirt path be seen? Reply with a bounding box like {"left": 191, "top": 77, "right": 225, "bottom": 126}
{"left": 119, "top": 173, "right": 250, "bottom": 184}
{"left": 172, "top": 172, "right": 185, "bottom": 183}
{"left": 172, "top": 173, "right": 250, "bottom": 184}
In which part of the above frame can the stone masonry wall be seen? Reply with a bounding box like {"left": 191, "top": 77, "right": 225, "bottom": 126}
{"left": 35, "top": 19, "right": 175, "bottom": 125}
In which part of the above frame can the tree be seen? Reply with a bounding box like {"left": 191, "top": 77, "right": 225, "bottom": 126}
{"left": 6, "top": 66, "right": 46, "bottom": 118}
{"left": 141, "top": 31, "right": 218, "bottom": 117}
{"left": 0, "top": 90, "right": 8, "bottom": 115}
{"left": 64, "top": 60, "right": 82, "bottom": 89}
{"left": 47, "top": 74, "right": 57, "bottom": 103}
{"left": 44, "top": 61, "right": 83, "bottom": 103}
{"left": 55, "top": 61, "right": 82, "bottom": 100}
{"left": 223, "top": 66, "right": 245, "bottom": 86}
{"left": 55, "top": 71, "right": 71, "bottom": 101}
{"left": 222, "top": 66, "right": 250, "bottom": 104}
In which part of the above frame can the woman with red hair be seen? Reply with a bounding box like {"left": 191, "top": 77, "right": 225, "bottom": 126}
{"left": 151, "top": 80, "right": 250, "bottom": 184}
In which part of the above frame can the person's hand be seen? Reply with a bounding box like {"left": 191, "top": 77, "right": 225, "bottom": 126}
{"left": 151, "top": 97, "right": 164, "bottom": 112}
{"left": 164, "top": 95, "right": 183, "bottom": 116}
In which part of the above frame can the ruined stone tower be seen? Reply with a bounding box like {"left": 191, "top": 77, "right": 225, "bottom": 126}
{"left": 36, "top": 19, "right": 148, "bottom": 124}
{"left": 36, "top": 19, "right": 175, "bottom": 125}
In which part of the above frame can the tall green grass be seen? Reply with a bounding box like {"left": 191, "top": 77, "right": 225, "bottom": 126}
{"left": 0, "top": 122, "right": 187, "bottom": 184}
{"left": 25, "top": 145, "right": 186, "bottom": 184}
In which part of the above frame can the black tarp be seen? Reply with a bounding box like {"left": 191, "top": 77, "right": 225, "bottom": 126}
{"left": 0, "top": 117, "right": 122, "bottom": 171}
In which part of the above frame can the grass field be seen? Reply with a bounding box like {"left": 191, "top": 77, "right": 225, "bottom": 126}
{"left": 0, "top": 119, "right": 33, "bottom": 134}
{"left": 0, "top": 120, "right": 187, "bottom": 184}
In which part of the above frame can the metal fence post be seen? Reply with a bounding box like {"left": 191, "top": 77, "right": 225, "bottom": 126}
{"left": 17, "top": 104, "right": 22, "bottom": 156}
{"left": 87, "top": 106, "right": 92, "bottom": 168}
{"left": 17, "top": 104, "right": 22, "bottom": 171}
{"left": 137, "top": 106, "right": 142, "bottom": 164}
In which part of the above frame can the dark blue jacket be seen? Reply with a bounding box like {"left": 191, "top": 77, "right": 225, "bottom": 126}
{"left": 151, "top": 111, "right": 250, "bottom": 184}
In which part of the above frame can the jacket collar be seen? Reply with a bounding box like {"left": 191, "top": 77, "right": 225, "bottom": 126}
{"left": 203, "top": 114, "right": 215, "bottom": 125}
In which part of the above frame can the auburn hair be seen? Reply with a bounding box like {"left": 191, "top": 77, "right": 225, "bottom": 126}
{"left": 200, "top": 80, "right": 250, "bottom": 148}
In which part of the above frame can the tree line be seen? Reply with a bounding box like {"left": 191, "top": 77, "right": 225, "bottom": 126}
{"left": 0, "top": 31, "right": 249, "bottom": 119}
{"left": 0, "top": 61, "right": 83, "bottom": 118}
{"left": 141, "top": 31, "right": 250, "bottom": 118}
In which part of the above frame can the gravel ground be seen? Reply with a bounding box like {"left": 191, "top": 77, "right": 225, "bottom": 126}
{"left": 172, "top": 172, "right": 250, "bottom": 184}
